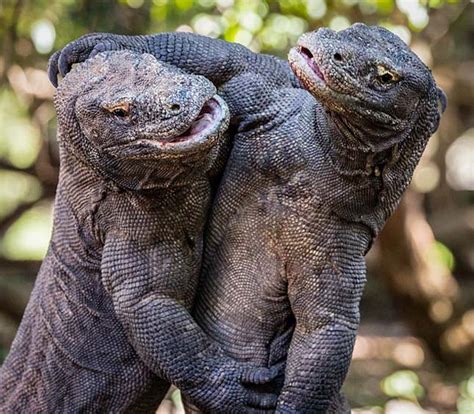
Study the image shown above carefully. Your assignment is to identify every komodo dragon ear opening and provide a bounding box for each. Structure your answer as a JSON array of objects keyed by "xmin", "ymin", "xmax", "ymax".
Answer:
[{"xmin": 437, "ymin": 87, "xmax": 447, "ymax": 114}]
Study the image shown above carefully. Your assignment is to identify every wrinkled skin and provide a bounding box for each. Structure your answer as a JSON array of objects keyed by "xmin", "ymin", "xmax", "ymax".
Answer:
[
  {"xmin": 49, "ymin": 25, "xmax": 445, "ymax": 413},
  {"xmin": 0, "ymin": 51, "xmax": 281, "ymax": 414}
]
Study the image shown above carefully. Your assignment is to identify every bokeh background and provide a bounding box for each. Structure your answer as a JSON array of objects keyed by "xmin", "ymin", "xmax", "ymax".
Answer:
[{"xmin": 0, "ymin": 0, "xmax": 473, "ymax": 412}]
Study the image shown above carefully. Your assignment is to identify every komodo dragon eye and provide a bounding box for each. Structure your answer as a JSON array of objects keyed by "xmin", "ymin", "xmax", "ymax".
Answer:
[
  {"xmin": 112, "ymin": 108, "xmax": 128, "ymax": 117},
  {"xmin": 376, "ymin": 65, "xmax": 400, "ymax": 85},
  {"xmin": 104, "ymin": 102, "xmax": 131, "ymax": 118}
]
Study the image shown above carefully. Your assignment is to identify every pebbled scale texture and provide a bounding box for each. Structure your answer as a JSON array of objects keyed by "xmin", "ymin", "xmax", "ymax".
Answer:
[
  {"xmin": 9, "ymin": 24, "xmax": 445, "ymax": 414},
  {"xmin": 0, "ymin": 51, "xmax": 282, "ymax": 414}
]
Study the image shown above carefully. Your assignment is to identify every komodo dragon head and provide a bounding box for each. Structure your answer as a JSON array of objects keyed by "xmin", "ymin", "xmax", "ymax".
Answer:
[
  {"xmin": 289, "ymin": 23, "xmax": 447, "ymax": 233},
  {"xmin": 289, "ymin": 23, "xmax": 446, "ymax": 152},
  {"xmin": 55, "ymin": 51, "xmax": 229, "ymax": 190}
]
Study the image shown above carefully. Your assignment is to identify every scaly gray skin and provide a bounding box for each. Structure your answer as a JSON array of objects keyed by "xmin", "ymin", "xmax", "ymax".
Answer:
[
  {"xmin": 0, "ymin": 51, "xmax": 281, "ymax": 414},
  {"xmin": 48, "ymin": 32, "xmax": 299, "ymax": 89},
  {"xmin": 48, "ymin": 25, "xmax": 445, "ymax": 413}
]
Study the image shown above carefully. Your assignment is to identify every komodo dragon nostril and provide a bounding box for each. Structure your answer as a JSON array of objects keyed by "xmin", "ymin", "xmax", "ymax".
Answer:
[
  {"xmin": 333, "ymin": 52, "xmax": 343, "ymax": 62},
  {"xmin": 170, "ymin": 103, "xmax": 181, "ymax": 112}
]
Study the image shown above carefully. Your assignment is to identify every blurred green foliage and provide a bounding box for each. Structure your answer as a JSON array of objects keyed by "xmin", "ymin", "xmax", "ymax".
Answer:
[
  {"xmin": 0, "ymin": 0, "xmax": 465, "ymax": 60},
  {"xmin": 1, "ymin": 202, "xmax": 53, "ymax": 260},
  {"xmin": 430, "ymin": 240, "xmax": 456, "ymax": 272},
  {"xmin": 0, "ymin": 91, "xmax": 41, "ymax": 169},
  {"xmin": 458, "ymin": 376, "xmax": 474, "ymax": 414},
  {"xmin": 381, "ymin": 370, "xmax": 425, "ymax": 401},
  {"xmin": 0, "ymin": 0, "xmax": 472, "ymax": 412}
]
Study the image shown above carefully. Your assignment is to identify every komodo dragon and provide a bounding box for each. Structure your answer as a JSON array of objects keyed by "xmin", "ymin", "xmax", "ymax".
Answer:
[
  {"xmin": 49, "ymin": 24, "xmax": 445, "ymax": 413},
  {"xmin": 0, "ymin": 51, "xmax": 281, "ymax": 413}
]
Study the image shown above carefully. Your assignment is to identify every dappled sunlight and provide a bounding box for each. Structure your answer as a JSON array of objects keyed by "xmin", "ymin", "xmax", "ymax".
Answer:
[
  {"xmin": 30, "ymin": 19, "xmax": 56, "ymax": 54},
  {"xmin": 441, "ymin": 309, "xmax": 474, "ymax": 354},
  {"xmin": 1, "ymin": 201, "xmax": 53, "ymax": 261},
  {"xmin": 384, "ymin": 399, "xmax": 430, "ymax": 414},
  {"xmin": 7, "ymin": 65, "xmax": 55, "ymax": 100},
  {"xmin": 429, "ymin": 298, "xmax": 453, "ymax": 323},
  {"xmin": 348, "ymin": 327, "xmax": 473, "ymax": 412},
  {"xmin": 446, "ymin": 128, "xmax": 474, "ymax": 191},
  {"xmin": 0, "ymin": 170, "xmax": 43, "ymax": 220},
  {"xmin": 0, "ymin": 89, "xmax": 43, "ymax": 168},
  {"xmin": 353, "ymin": 335, "xmax": 425, "ymax": 368}
]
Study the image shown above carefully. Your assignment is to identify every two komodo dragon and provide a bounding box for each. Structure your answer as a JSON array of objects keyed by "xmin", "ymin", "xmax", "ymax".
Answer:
[{"xmin": 0, "ymin": 24, "xmax": 445, "ymax": 413}]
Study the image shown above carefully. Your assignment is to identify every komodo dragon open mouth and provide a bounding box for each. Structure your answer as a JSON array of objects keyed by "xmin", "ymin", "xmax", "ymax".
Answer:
[
  {"xmin": 169, "ymin": 96, "xmax": 223, "ymax": 143},
  {"xmin": 296, "ymin": 47, "xmax": 326, "ymax": 84},
  {"xmin": 107, "ymin": 94, "xmax": 228, "ymax": 158},
  {"xmin": 288, "ymin": 45, "xmax": 329, "ymax": 91}
]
